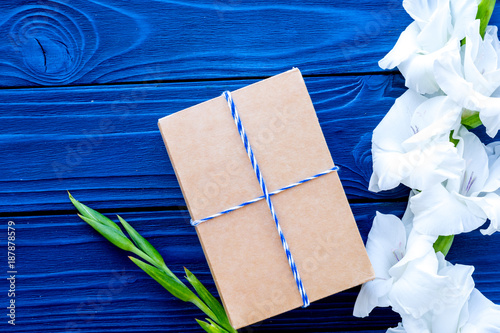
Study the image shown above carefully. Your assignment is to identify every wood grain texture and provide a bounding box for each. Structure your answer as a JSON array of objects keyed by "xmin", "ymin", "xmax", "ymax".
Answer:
[
  {"xmin": 3, "ymin": 1, "xmax": 500, "ymax": 332},
  {"xmin": 1, "ymin": 74, "xmax": 414, "ymax": 214},
  {"xmin": 3, "ymin": 203, "xmax": 499, "ymax": 332},
  {"xmin": 0, "ymin": 0, "xmax": 416, "ymax": 87},
  {"xmin": 3, "ymin": 0, "xmax": 497, "ymax": 87}
]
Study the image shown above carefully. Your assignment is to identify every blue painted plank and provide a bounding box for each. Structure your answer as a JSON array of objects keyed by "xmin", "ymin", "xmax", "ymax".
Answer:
[
  {"xmin": 0, "ymin": 203, "xmax": 399, "ymax": 332},
  {"xmin": 0, "ymin": 0, "xmax": 417, "ymax": 87},
  {"xmin": 0, "ymin": 74, "xmax": 411, "ymax": 213},
  {"xmin": 3, "ymin": 203, "xmax": 499, "ymax": 332},
  {"xmin": 2, "ymin": 0, "xmax": 497, "ymax": 87},
  {"xmin": 2, "ymin": 1, "xmax": 499, "ymax": 332}
]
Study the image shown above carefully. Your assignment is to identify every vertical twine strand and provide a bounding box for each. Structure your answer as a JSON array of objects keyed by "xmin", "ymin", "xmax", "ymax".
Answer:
[{"xmin": 222, "ymin": 91, "xmax": 310, "ymax": 308}]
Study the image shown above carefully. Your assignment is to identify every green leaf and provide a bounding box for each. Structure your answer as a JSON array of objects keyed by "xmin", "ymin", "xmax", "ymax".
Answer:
[
  {"xmin": 206, "ymin": 318, "xmax": 228, "ymax": 331},
  {"xmin": 449, "ymin": 130, "xmax": 460, "ymax": 147},
  {"xmin": 433, "ymin": 235, "xmax": 455, "ymax": 257},
  {"xmin": 69, "ymin": 192, "xmax": 121, "ymax": 231},
  {"xmin": 185, "ymin": 268, "xmax": 233, "ymax": 332},
  {"xmin": 130, "ymin": 259, "xmax": 222, "ymax": 326},
  {"xmin": 477, "ymin": 0, "xmax": 496, "ymax": 38},
  {"xmin": 117, "ymin": 215, "xmax": 165, "ymax": 267},
  {"xmin": 129, "ymin": 256, "xmax": 196, "ymax": 302},
  {"xmin": 129, "ymin": 259, "xmax": 229, "ymax": 330},
  {"xmin": 461, "ymin": 111, "xmax": 483, "ymax": 129},
  {"xmin": 70, "ymin": 195, "xmax": 236, "ymax": 332},
  {"xmin": 78, "ymin": 214, "xmax": 135, "ymax": 252},
  {"xmin": 195, "ymin": 319, "xmax": 229, "ymax": 333}
]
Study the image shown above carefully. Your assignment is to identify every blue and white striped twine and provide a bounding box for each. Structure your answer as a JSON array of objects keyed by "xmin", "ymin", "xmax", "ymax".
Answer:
[{"xmin": 190, "ymin": 90, "xmax": 339, "ymax": 308}]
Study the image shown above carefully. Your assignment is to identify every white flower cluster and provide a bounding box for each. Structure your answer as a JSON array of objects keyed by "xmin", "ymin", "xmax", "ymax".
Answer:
[{"xmin": 354, "ymin": 0, "xmax": 500, "ymax": 331}]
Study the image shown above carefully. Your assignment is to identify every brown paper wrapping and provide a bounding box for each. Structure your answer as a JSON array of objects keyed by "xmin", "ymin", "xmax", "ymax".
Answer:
[{"xmin": 158, "ymin": 68, "xmax": 374, "ymax": 329}]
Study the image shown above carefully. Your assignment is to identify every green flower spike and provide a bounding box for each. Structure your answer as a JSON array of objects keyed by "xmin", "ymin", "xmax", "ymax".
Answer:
[{"xmin": 69, "ymin": 192, "xmax": 237, "ymax": 333}]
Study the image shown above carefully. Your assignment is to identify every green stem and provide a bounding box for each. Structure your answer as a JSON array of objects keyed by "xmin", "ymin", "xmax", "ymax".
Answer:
[
  {"xmin": 130, "ymin": 247, "xmax": 161, "ymax": 268},
  {"xmin": 477, "ymin": 0, "xmax": 497, "ymax": 38},
  {"xmin": 191, "ymin": 298, "xmax": 233, "ymax": 332},
  {"xmin": 433, "ymin": 235, "xmax": 455, "ymax": 257},
  {"xmin": 461, "ymin": 111, "xmax": 483, "ymax": 129},
  {"xmin": 130, "ymin": 248, "xmax": 186, "ymax": 286}
]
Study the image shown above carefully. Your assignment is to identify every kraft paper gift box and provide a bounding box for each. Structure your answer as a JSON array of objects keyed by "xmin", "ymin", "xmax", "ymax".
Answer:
[{"xmin": 158, "ymin": 68, "xmax": 374, "ymax": 329}]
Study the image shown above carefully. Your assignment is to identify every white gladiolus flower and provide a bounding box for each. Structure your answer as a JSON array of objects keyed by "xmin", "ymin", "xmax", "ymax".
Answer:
[
  {"xmin": 435, "ymin": 20, "xmax": 500, "ymax": 137},
  {"xmin": 396, "ymin": 251, "xmax": 474, "ymax": 333},
  {"xmin": 411, "ymin": 127, "xmax": 500, "ymax": 236},
  {"xmin": 370, "ymin": 90, "xmax": 464, "ymax": 192},
  {"xmin": 363, "ymin": 0, "xmax": 500, "ymax": 331},
  {"xmin": 461, "ymin": 288, "xmax": 500, "ymax": 332},
  {"xmin": 353, "ymin": 213, "xmax": 406, "ymax": 317},
  {"xmin": 383, "ymin": 289, "xmax": 500, "ymax": 333},
  {"xmin": 477, "ymin": 142, "xmax": 500, "ymax": 235},
  {"xmin": 379, "ymin": 0, "xmax": 479, "ymax": 94},
  {"xmin": 353, "ymin": 212, "xmax": 475, "ymax": 331}
]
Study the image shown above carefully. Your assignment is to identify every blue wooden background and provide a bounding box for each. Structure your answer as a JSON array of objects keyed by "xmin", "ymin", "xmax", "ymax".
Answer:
[{"xmin": 1, "ymin": 1, "xmax": 500, "ymax": 332}]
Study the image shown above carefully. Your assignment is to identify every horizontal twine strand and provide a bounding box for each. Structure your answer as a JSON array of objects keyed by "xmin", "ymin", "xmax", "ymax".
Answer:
[{"xmin": 190, "ymin": 166, "xmax": 339, "ymax": 226}]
